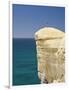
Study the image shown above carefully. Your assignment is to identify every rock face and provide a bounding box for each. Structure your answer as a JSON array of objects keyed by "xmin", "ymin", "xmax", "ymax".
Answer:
[{"xmin": 35, "ymin": 27, "xmax": 65, "ymax": 83}]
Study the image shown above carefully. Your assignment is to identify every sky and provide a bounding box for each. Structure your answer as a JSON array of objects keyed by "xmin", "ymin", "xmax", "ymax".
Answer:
[{"xmin": 13, "ymin": 4, "xmax": 65, "ymax": 38}]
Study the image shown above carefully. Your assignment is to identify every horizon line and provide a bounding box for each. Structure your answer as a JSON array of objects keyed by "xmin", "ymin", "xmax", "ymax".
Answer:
[{"xmin": 13, "ymin": 37, "xmax": 34, "ymax": 39}]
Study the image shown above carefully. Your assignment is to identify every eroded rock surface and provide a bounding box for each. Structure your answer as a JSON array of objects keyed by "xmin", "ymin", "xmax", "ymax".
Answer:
[{"xmin": 35, "ymin": 27, "xmax": 65, "ymax": 83}]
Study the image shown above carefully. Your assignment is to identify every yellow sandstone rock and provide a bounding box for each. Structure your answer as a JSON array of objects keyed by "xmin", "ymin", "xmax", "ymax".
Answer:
[{"xmin": 35, "ymin": 27, "xmax": 65, "ymax": 83}]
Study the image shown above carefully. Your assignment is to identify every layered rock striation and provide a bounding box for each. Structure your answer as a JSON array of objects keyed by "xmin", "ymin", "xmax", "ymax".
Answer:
[{"xmin": 35, "ymin": 27, "xmax": 65, "ymax": 83}]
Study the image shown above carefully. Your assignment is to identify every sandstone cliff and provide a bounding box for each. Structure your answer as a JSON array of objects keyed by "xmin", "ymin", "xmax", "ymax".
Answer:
[{"xmin": 35, "ymin": 27, "xmax": 65, "ymax": 83}]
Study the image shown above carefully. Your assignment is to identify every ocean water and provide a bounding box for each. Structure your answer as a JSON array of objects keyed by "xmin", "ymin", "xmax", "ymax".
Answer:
[{"xmin": 13, "ymin": 38, "xmax": 40, "ymax": 85}]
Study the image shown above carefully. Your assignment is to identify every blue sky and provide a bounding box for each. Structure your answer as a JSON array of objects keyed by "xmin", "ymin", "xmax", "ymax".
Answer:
[{"xmin": 13, "ymin": 4, "xmax": 65, "ymax": 38}]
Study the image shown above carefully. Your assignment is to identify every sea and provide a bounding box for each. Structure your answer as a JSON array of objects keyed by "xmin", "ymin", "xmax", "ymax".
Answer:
[{"xmin": 13, "ymin": 38, "xmax": 40, "ymax": 85}]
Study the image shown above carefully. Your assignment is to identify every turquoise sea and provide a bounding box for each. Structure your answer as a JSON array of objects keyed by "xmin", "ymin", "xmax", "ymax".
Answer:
[{"xmin": 13, "ymin": 38, "xmax": 40, "ymax": 85}]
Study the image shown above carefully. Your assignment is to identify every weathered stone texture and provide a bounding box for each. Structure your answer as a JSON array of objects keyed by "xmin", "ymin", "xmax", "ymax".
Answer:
[{"xmin": 35, "ymin": 27, "xmax": 65, "ymax": 83}]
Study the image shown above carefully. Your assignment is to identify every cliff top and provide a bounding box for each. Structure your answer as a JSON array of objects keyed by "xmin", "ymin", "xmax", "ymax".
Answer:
[{"xmin": 35, "ymin": 27, "xmax": 64, "ymax": 40}]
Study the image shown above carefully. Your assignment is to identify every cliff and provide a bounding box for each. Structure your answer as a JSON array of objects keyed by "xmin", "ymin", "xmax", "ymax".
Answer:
[{"xmin": 35, "ymin": 27, "xmax": 65, "ymax": 83}]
